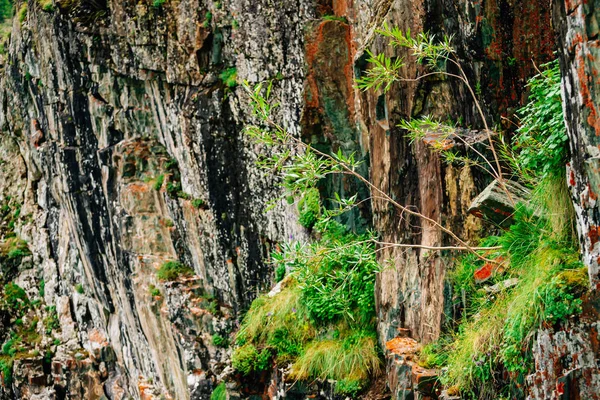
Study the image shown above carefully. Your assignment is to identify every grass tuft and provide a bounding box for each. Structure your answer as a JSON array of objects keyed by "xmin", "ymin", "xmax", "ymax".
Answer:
[
  {"xmin": 157, "ymin": 261, "xmax": 194, "ymax": 281},
  {"xmin": 210, "ymin": 382, "xmax": 226, "ymax": 400},
  {"xmin": 435, "ymin": 177, "xmax": 588, "ymax": 398}
]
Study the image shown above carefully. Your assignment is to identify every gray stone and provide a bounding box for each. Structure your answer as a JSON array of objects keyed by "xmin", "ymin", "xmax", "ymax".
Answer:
[{"xmin": 468, "ymin": 179, "xmax": 531, "ymax": 227}]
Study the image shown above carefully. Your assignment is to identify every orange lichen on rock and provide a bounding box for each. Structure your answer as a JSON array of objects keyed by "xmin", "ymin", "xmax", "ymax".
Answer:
[{"xmin": 385, "ymin": 337, "xmax": 421, "ymax": 357}]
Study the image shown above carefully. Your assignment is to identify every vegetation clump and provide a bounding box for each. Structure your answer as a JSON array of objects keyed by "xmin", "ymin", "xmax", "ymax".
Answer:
[
  {"xmin": 212, "ymin": 334, "xmax": 229, "ymax": 348},
  {"xmin": 233, "ymin": 220, "xmax": 381, "ymax": 392},
  {"xmin": 297, "ymin": 188, "xmax": 320, "ymax": 229},
  {"xmin": 192, "ymin": 198, "xmax": 206, "ymax": 209},
  {"xmin": 219, "ymin": 67, "xmax": 237, "ymax": 88},
  {"xmin": 512, "ymin": 60, "xmax": 567, "ymax": 182},
  {"xmin": 37, "ymin": 0, "xmax": 54, "ymax": 12},
  {"xmin": 18, "ymin": 3, "xmax": 27, "ymax": 23},
  {"xmin": 153, "ymin": 174, "xmax": 164, "ymax": 191},
  {"xmin": 149, "ymin": 284, "xmax": 161, "ymax": 297},
  {"xmin": 157, "ymin": 260, "xmax": 194, "ymax": 281},
  {"xmin": 210, "ymin": 382, "xmax": 226, "ymax": 400},
  {"xmin": 2, "ymin": 282, "xmax": 30, "ymax": 316}
]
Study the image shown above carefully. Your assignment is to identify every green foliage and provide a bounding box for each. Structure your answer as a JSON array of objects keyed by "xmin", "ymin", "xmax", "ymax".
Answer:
[
  {"xmin": 274, "ymin": 264, "xmax": 286, "ymax": 282},
  {"xmin": 219, "ymin": 67, "xmax": 237, "ymax": 88},
  {"xmin": 244, "ymin": 81, "xmax": 364, "ymax": 212},
  {"xmin": 203, "ymin": 11, "xmax": 212, "ymax": 28},
  {"xmin": 165, "ymin": 158, "xmax": 178, "ymax": 171},
  {"xmin": 541, "ymin": 269, "xmax": 587, "ymax": 324},
  {"xmin": 234, "ymin": 222, "xmax": 381, "ymax": 389},
  {"xmin": 38, "ymin": 0, "xmax": 54, "ymax": 12},
  {"xmin": 513, "ymin": 60, "xmax": 567, "ymax": 181},
  {"xmin": 192, "ymin": 198, "xmax": 206, "ymax": 209},
  {"xmin": 212, "ymin": 334, "xmax": 229, "ymax": 348},
  {"xmin": 18, "ymin": 3, "xmax": 27, "ymax": 23},
  {"xmin": 439, "ymin": 178, "xmax": 587, "ymax": 396},
  {"xmin": 149, "ymin": 284, "xmax": 161, "ymax": 297},
  {"xmin": 210, "ymin": 382, "xmax": 226, "ymax": 400},
  {"xmin": 0, "ymin": 359, "xmax": 12, "ymax": 385},
  {"xmin": 2, "ymin": 283, "xmax": 30, "ymax": 314},
  {"xmin": 75, "ymin": 284, "xmax": 84, "ymax": 294},
  {"xmin": 2, "ymin": 337, "xmax": 17, "ymax": 356},
  {"xmin": 418, "ymin": 340, "xmax": 450, "ymax": 369},
  {"xmin": 166, "ymin": 181, "xmax": 182, "ymax": 197},
  {"xmin": 1, "ymin": 237, "xmax": 31, "ymax": 259},
  {"xmin": 356, "ymin": 23, "xmax": 454, "ymax": 93},
  {"xmin": 157, "ymin": 261, "xmax": 194, "ymax": 281},
  {"xmin": 43, "ymin": 306, "xmax": 60, "ymax": 334},
  {"xmin": 241, "ymin": 73, "xmax": 382, "ymax": 392},
  {"xmin": 152, "ymin": 0, "xmax": 166, "ymax": 8},
  {"xmin": 0, "ymin": 0, "xmax": 11, "ymax": 23},
  {"xmin": 231, "ymin": 343, "xmax": 271, "ymax": 374},
  {"xmin": 296, "ymin": 221, "xmax": 379, "ymax": 324},
  {"xmin": 290, "ymin": 329, "xmax": 380, "ymax": 386},
  {"xmin": 322, "ymin": 14, "xmax": 348, "ymax": 23},
  {"xmin": 153, "ymin": 174, "xmax": 164, "ymax": 190},
  {"xmin": 297, "ymin": 188, "xmax": 320, "ymax": 229},
  {"xmin": 335, "ymin": 378, "xmax": 363, "ymax": 396},
  {"xmin": 39, "ymin": 279, "xmax": 45, "ymax": 297}
]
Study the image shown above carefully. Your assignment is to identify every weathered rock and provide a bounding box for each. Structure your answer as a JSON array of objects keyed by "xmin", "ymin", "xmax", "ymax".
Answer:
[
  {"xmin": 553, "ymin": 0, "xmax": 600, "ymax": 287},
  {"xmin": 468, "ymin": 179, "xmax": 531, "ymax": 227},
  {"xmin": 528, "ymin": 321, "xmax": 600, "ymax": 400}
]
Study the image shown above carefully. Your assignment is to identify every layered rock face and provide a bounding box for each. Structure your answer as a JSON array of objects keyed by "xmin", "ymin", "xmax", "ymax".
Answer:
[
  {"xmin": 0, "ymin": 0, "xmax": 596, "ymax": 399},
  {"xmin": 0, "ymin": 0, "xmax": 310, "ymax": 398}
]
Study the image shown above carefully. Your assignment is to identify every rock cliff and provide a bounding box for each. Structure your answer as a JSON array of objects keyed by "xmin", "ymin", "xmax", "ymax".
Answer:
[{"xmin": 0, "ymin": 0, "xmax": 597, "ymax": 399}]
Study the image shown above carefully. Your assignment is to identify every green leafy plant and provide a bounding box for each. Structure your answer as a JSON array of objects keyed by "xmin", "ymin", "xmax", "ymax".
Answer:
[
  {"xmin": 192, "ymin": 198, "xmax": 206, "ymax": 209},
  {"xmin": 152, "ymin": 0, "xmax": 166, "ymax": 8},
  {"xmin": 203, "ymin": 11, "xmax": 212, "ymax": 28},
  {"xmin": 322, "ymin": 14, "xmax": 348, "ymax": 23},
  {"xmin": 440, "ymin": 177, "xmax": 586, "ymax": 396},
  {"xmin": 2, "ymin": 282, "xmax": 30, "ymax": 315},
  {"xmin": 274, "ymin": 264, "xmax": 286, "ymax": 282},
  {"xmin": 38, "ymin": 0, "xmax": 54, "ymax": 12},
  {"xmin": 296, "ymin": 221, "xmax": 379, "ymax": 324},
  {"xmin": 75, "ymin": 284, "xmax": 84, "ymax": 294},
  {"xmin": 153, "ymin": 174, "xmax": 165, "ymax": 191},
  {"xmin": 0, "ymin": 359, "xmax": 12, "ymax": 385},
  {"xmin": 166, "ymin": 181, "xmax": 182, "ymax": 197},
  {"xmin": 0, "ymin": 0, "xmax": 11, "ymax": 23},
  {"xmin": 149, "ymin": 284, "xmax": 161, "ymax": 297},
  {"xmin": 219, "ymin": 67, "xmax": 237, "ymax": 88},
  {"xmin": 233, "ymin": 220, "xmax": 381, "ymax": 389},
  {"xmin": 210, "ymin": 382, "xmax": 226, "ymax": 400},
  {"xmin": 212, "ymin": 334, "xmax": 229, "ymax": 348},
  {"xmin": 297, "ymin": 188, "xmax": 320, "ymax": 229},
  {"xmin": 44, "ymin": 306, "xmax": 60, "ymax": 334},
  {"xmin": 231, "ymin": 343, "xmax": 271, "ymax": 374},
  {"xmin": 18, "ymin": 3, "xmax": 27, "ymax": 23},
  {"xmin": 512, "ymin": 60, "xmax": 568, "ymax": 181},
  {"xmin": 157, "ymin": 261, "xmax": 194, "ymax": 281}
]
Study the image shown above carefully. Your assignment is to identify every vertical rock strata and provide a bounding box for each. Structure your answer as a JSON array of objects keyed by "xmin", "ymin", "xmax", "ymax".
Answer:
[
  {"xmin": 0, "ymin": 0, "xmax": 311, "ymax": 398},
  {"xmin": 553, "ymin": 0, "xmax": 600, "ymax": 287}
]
